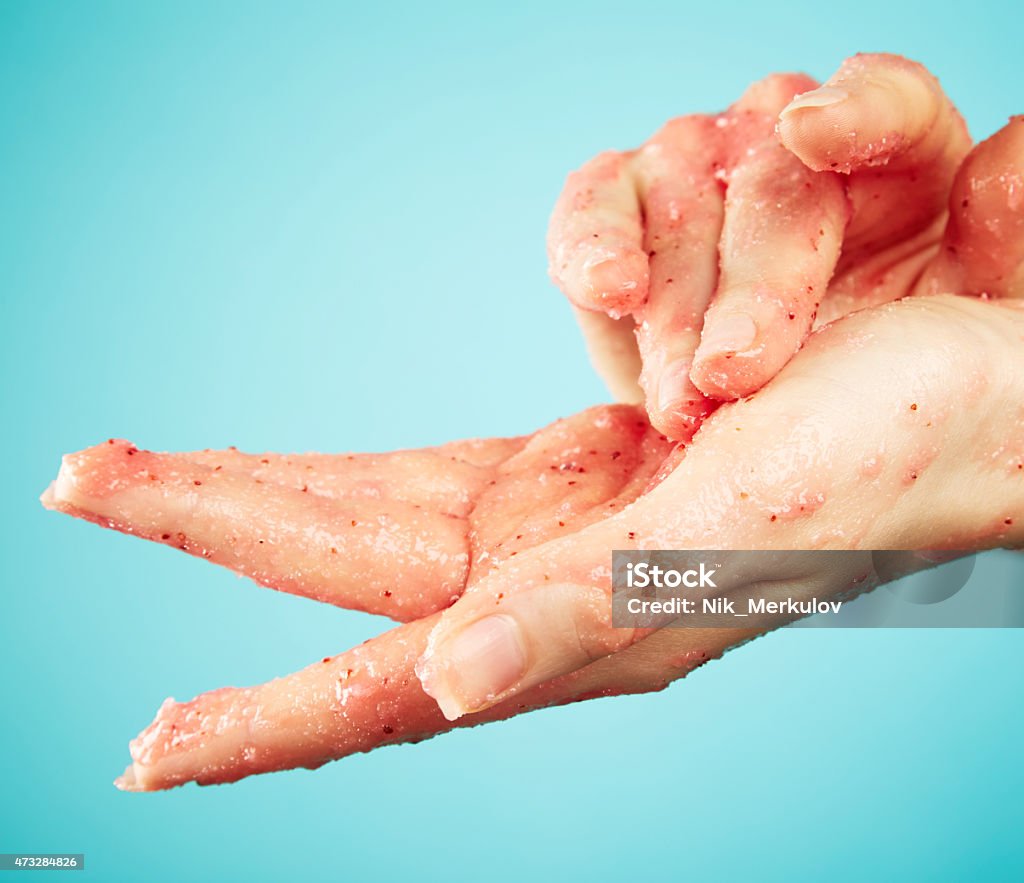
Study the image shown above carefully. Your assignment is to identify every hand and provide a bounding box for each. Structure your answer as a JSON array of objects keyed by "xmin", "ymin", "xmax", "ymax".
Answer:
[
  {"xmin": 43, "ymin": 295, "xmax": 1024, "ymax": 788},
  {"xmin": 42, "ymin": 403, "xmax": 676, "ymax": 789},
  {"xmin": 418, "ymin": 294, "xmax": 1024, "ymax": 719},
  {"xmin": 548, "ymin": 53, "xmax": 1022, "ymax": 437}
]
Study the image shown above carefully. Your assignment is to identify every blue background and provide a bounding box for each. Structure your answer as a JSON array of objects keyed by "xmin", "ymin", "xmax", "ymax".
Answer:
[{"xmin": 2, "ymin": 1, "xmax": 1022, "ymax": 880}]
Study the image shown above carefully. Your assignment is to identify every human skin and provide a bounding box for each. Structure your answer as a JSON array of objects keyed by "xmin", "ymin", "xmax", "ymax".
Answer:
[
  {"xmin": 549, "ymin": 54, "xmax": 1023, "ymax": 437},
  {"xmin": 43, "ymin": 295, "xmax": 1024, "ymax": 788}
]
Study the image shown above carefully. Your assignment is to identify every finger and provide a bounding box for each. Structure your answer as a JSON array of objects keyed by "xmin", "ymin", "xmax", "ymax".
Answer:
[
  {"xmin": 778, "ymin": 53, "xmax": 969, "ymax": 175},
  {"xmin": 778, "ymin": 53, "xmax": 971, "ymax": 252},
  {"xmin": 117, "ymin": 616, "xmax": 443, "ymax": 790},
  {"xmin": 117, "ymin": 612, "xmax": 749, "ymax": 791},
  {"xmin": 42, "ymin": 440, "xmax": 471, "ymax": 620},
  {"xmin": 631, "ymin": 115, "xmax": 724, "ymax": 437},
  {"xmin": 181, "ymin": 439, "xmax": 524, "ymax": 517},
  {"xmin": 690, "ymin": 141, "xmax": 848, "ymax": 400},
  {"xmin": 547, "ymin": 150, "xmax": 648, "ymax": 316},
  {"xmin": 572, "ymin": 307, "xmax": 644, "ymax": 404},
  {"xmin": 730, "ymin": 71, "xmax": 819, "ymax": 117},
  {"xmin": 915, "ymin": 116, "xmax": 1024, "ymax": 300}
]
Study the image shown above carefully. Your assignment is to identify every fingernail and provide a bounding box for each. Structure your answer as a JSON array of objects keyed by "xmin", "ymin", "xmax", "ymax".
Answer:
[
  {"xmin": 781, "ymin": 86, "xmax": 848, "ymax": 116},
  {"xmin": 39, "ymin": 481, "xmax": 57, "ymax": 510},
  {"xmin": 657, "ymin": 359, "xmax": 695, "ymax": 413},
  {"xmin": 423, "ymin": 615, "xmax": 527, "ymax": 720},
  {"xmin": 586, "ymin": 257, "xmax": 638, "ymax": 292},
  {"xmin": 699, "ymin": 312, "xmax": 758, "ymax": 357},
  {"xmin": 582, "ymin": 249, "xmax": 648, "ymax": 312}
]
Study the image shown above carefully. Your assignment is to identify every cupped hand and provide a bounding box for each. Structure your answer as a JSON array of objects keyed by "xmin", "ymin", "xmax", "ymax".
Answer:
[
  {"xmin": 549, "ymin": 53, "xmax": 1022, "ymax": 437},
  {"xmin": 43, "ymin": 294, "xmax": 1024, "ymax": 788}
]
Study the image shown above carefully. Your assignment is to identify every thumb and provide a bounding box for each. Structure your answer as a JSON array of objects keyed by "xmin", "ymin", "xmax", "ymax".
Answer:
[
  {"xmin": 573, "ymin": 307, "xmax": 645, "ymax": 405},
  {"xmin": 415, "ymin": 532, "xmax": 874, "ymax": 720},
  {"xmin": 414, "ymin": 559, "xmax": 643, "ymax": 721}
]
